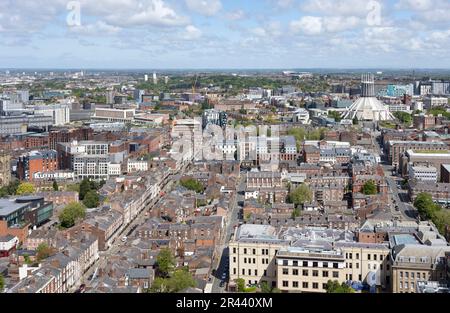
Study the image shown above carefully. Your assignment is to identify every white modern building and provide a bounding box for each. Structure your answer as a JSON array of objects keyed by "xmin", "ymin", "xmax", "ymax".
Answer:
[
  {"xmin": 408, "ymin": 164, "xmax": 438, "ymax": 183},
  {"xmin": 127, "ymin": 159, "xmax": 149, "ymax": 173}
]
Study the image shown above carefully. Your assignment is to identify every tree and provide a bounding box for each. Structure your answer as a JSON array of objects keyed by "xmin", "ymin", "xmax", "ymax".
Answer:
[
  {"xmin": 260, "ymin": 281, "xmax": 271, "ymax": 293},
  {"xmin": 288, "ymin": 184, "xmax": 312, "ymax": 206},
  {"xmin": 16, "ymin": 182, "xmax": 35, "ymax": 195},
  {"xmin": 325, "ymin": 280, "xmax": 355, "ymax": 293},
  {"xmin": 180, "ymin": 178, "xmax": 204, "ymax": 193},
  {"xmin": 156, "ymin": 248, "xmax": 175, "ymax": 277},
  {"xmin": 167, "ymin": 269, "xmax": 196, "ymax": 292},
  {"xmin": 352, "ymin": 116, "xmax": 358, "ymax": 125},
  {"xmin": 393, "ymin": 111, "xmax": 412, "ymax": 125},
  {"xmin": 36, "ymin": 243, "xmax": 54, "ymax": 261},
  {"xmin": 83, "ymin": 190, "xmax": 100, "ymax": 208},
  {"xmin": 291, "ymin": 207, "xmax": 302, "ymax": 219},
  {"xmin": 79, "ymin": 179, "xmax": 91, "ymax": 200},
  {"xmin": 235, "ymin": 278, "xmax": 246, "ymax": 292},
  {"xmin": 52, "ymin": 180, "xmax": 59, "ymax": 191},
  {"xmin": 0, "ymin": 273, "xmax": 4, "ymax": 292},
  {"xmin": 328, "ymin": 111, "xmax": 342, "ymax": 122},
  {"xmin": 149, "ymin": 277, "xmax": 170, "ymax": 293},
  {"xmin": 413, "ymin": 192, "xmax": 450, "ymax": 235},
  {"xmin": 59, "ymin": 202, "xmax": 86, "ymax": 228},
  {"xmin": 362, "ymin": 180, "xmax": 377, "ymax": 195}
]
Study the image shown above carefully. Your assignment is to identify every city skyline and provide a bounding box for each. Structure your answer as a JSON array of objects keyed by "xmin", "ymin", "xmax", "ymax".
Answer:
[{"xmin": 0, "ymin": 0, "xmax": 450, "ymax": 69}]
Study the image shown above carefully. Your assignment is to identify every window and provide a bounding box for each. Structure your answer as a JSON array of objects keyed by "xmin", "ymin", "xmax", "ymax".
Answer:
[
  {"xmin": 233, "ymin": 257, "xmax": 236, "ymax": 263},
  {"xmin": 293, "ymin": 260, "xmax": 298, "ymax": 267},
  {"xmin": 356, "ymin": 263, "xmax": 359, "ymax": 269},
  {"xmin": 293, "ymin": 281, "xmax": 299, "ymax": 288},
  {"xmin": 322, "ymin": 283, "xmax": 327, "ymax": 290},
  {"xmin": 405, "ymin": 282, "xmax": 409, "ymax": 289},
  {"xmin": 422, "ymin": 273, "xmax": 426, "ymax": 279},
  {"xmin": 303, "ymin": 269, "xmax": 309, "ymax": 276},
  {"xmin": 333, "ymin": 271, "xmax": 339, "ymax": 278},
  {"xmin": 233, "ymin": 268, "xmax": 236, "ymax": 275},
  {"xmin": 253, "ymin": 258, "xmax": 256, "ymax": 264},
  {"xmin": 411, "ymin": 282, "xmax": 414, "ymax": 290},
  {"xmin": 313, "ymin": 262, "xmax": 318, "ymax": 268},
  {"xmin": 244, "ymin": 248, "xmax": 247, "ymax": 254},
  {"xmin": 313, "ymin": 270, "xmax": 319, "ymax": 277},
  {"xmin": 293, "ymin": 269, "xmax": 299, "ymax": 276},
  {"xmin": 323, "ymin": 262, "xmax": 328, "ymax": 268},
  {"xmin": 283, "ymin": 268, "xmax": 289, "ymax": 275},
  {"xmin": 399, "ymin": 281, "xmax": 403, "ymax": 289},
  {"xmin": 244, "ymin": 258, "xmax": 247, "ymax": 264},
  {"xmin": 405, "ymin": 272, "xmax": 409, "ymax": 279},
  {"xmin": 303, "ymin": 261, "xmax": 308, "ymax": 267},
  {"xmin": 262, "ymin": 249, "xmax": 265, "ymax": 255},
  {"xmin": 282, "ymin": 281, "xmax": 288, "ymax": 287},
  {"xmin": 323, "ymin": 271, "xmax": 329, "ymax": 277},
  {"xmin": 374, "ymin": 254, "xmax": 377, "ymax": 261},
  {"xmin": 349, "ymin": 274, "xmax": 352, "ymax": 280},
  {"xmin": 358, "ymin": 274, "xmax": 362, "ymax": 281},
  {"xmin": 283, "ymin": 260, "xmax": 288, "ymax": 266},
  {"xmin": 417, "ymin": 272, "xmax": 420, "ymax": 279},
  {"xmin": 233, "ymin": 247, "xmax": 236, "ymax": 254},
  {"xmin": 349, "ymin": 253, "xmax": 353, "ymax": 259},
  {"xmin": 368, "ymin": 264, "xmax": 371, "ymax": 270},
  {"xmin": 368, "ymin": 254, "xmax": 371, "ymax": 260},
  {"xmin": 302, "ymin": 282, "xmax": 308, "ymax": 288},
  {"xmin": 356, "ymin": 253, "xmax": 359, "ymax": 259},
  {"xmin": 253, "ymin": 249, "xmax": 256, "ymax": 255},
  {"xmin": 333, "ymin": 263, "xmax": 339, "ymax": 268},
  {"xmin": 312, "ymin": 282, "xmax": 319, "ymax": 289},
  {"xmin": 242, "ymin": 269, "xmax": 245, "ymax": 275},
  {"xmin": 380, "ymin": 264, "xmax": 383, "ymax": 270},
  {"xmin": 255, "ymin": 270, "xmax": 258, "ymax": 276},
  {"xmin": 349, "ymin": 263, "xmax": 353, "ymax": 269},
  {"xmin": 248, "ymin": 280, "xmax": 252, "ymax": 285}
]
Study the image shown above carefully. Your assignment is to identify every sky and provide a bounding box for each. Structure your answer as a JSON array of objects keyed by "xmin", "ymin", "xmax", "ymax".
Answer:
[{"xmin": 0, "ymin": 0, "xmax": 449, "ymax": 69}]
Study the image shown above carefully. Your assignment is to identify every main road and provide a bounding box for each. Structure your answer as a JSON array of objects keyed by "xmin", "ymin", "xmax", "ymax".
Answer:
[{"xmin": 371, "ymin": 131, "xmax": 418, "ymax": 221}]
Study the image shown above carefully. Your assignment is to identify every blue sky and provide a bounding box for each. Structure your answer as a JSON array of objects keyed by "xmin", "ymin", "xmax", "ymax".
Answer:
[{"xmin": 0, "ymin": 0, "xmax": 449, "ymax": 69}]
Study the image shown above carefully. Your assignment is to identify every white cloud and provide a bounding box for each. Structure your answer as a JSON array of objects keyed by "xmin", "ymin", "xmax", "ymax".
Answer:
[
  {"xmin": 290, "ymin": 16, "xmax": 361, "ymax": 35},
  {"xmin": 183, "ymin": 25, "xmax": 202, "ymax": 39},
  {"xmin": 226, "ymin": 10, "xmax": 246, "ymax": 21},
  {"xmin": 185, "ymin": 0, "xmax": 222, "ymax": 16},
  {"xmin": 302, "ymin": 0, "xmax": 376, "ymax": 17},
  {"xmin": 69, "ymin": 21, "xmax": 121, "ymax": 35},
  {"xmin": 290, "ymin": 16, "xmax": 323, "ymax": 35}
]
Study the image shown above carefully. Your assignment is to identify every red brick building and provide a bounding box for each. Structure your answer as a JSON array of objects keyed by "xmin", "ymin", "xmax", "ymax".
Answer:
[{"xmin": 17, "ymin": 150, "xmax": 58, "ymax": 181}]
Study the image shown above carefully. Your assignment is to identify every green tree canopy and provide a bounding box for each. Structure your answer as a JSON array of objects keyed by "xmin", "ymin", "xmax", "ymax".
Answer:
[
  {"xmin": 393, "ymin": 111, "xmax": 412, "ymax": 125},
  {"xmin": 362, "ymin": 180, "xmax": 377, "ymax": 195},
  {"xmin": 180, "ymin": 178, "xmax": 204, "ymax": 193},
  {"xmin": 325, "ymin": 280, "xmax": 355, "ymax": 293},
  {"xmin": 235, "ymin": 278, "xmax": 246, "ymax": 292},
  {"xmin": 166, "ymin": 268, "xmax": 197, "ymax": 292},
  {"xmin": 79, "ymin": 179, "xmax": 91, "ymax": 200},
  {"xmin": 0, "ymin": 273, "xmax": 4, "ymax": 292},
  {"xmin": 288, "ymin": 184, "xmax": 313, "ymax": 206},
  {"xmin": 156, "ymin": 248, "xmax": 175, "ymax": 277},
  {"xmin": 16, "ymin": 182, "xmax": 35, "ymax": 195},
  {"xmin": 36, "ymin": 243, "xmax": 55, "ymax": 261},
  {"xmin": 414, "ymin": 192, "xmax": 450, "ymax": 235},
  {"xmin": 59, "ymin": 202, "xmax": 86, "ymax": 228},
  {"xmin": 83, "ymin": 190, "xmax": 100, "ymax": 208}
]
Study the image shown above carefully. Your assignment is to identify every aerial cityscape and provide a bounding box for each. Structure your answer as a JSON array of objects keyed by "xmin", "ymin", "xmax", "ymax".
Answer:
[{"xmin": 0, "ymin": 0, "xmax": 450, "ymax": 297}]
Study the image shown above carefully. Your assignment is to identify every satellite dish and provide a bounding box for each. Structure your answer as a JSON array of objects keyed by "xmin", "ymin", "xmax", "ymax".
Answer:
[{"xmin": 367, "ymin": 271, "xmax": 377, "ymax": 287}]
